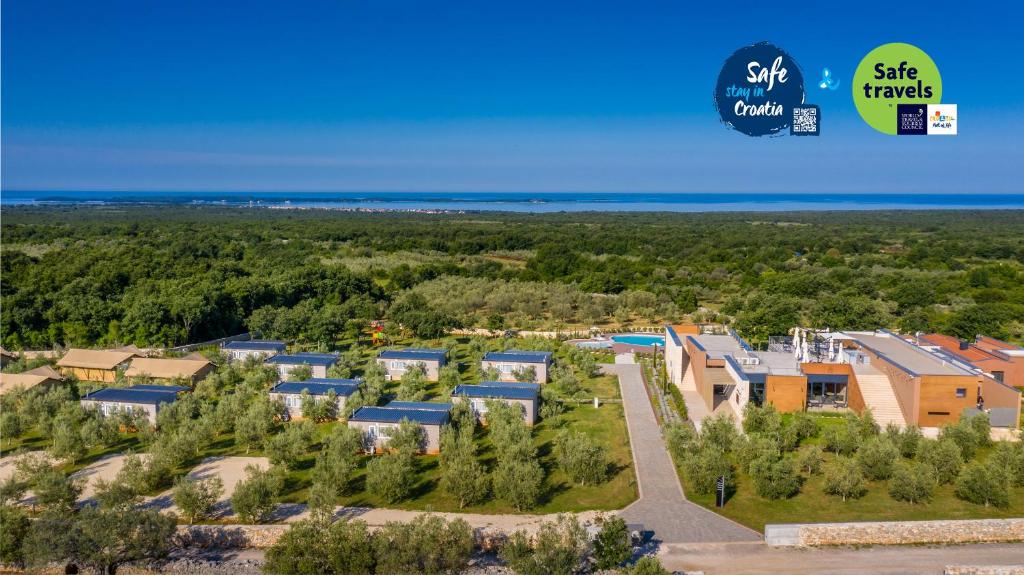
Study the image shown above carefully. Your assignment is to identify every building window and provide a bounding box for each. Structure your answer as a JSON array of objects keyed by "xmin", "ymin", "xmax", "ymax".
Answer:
[
  {"xmin": 955, "ymin": 388, "xmax": 966, "ymax": 398},
  {"xmin": 992, "ymin": 371, "xmax": 1005, "ymax": 384}
]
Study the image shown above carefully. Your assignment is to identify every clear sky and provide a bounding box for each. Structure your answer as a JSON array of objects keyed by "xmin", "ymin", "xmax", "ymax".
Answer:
[{"xmin": 2, "ymin": 0, "xmax": 1021, "ymax": 193}]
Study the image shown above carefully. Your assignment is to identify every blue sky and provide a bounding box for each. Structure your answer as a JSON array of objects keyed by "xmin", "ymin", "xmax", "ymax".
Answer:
[{"xmin": 2, "ymin": 0, "xmax": 1021, "ymax": 193}]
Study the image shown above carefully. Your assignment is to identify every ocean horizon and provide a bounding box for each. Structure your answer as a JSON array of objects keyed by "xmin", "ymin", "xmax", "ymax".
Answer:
[{"xmin": 3, "ymin": 190, "xmax": 1024, "ymax": 212}]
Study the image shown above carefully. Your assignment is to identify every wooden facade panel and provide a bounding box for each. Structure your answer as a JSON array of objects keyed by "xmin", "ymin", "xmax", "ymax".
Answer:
[
  {"xmin": 918, "ymin": 375, "xmax": 980, "ymax": 427},
  {"xmin": 765, "ymin": 375, "xmax": 807, "ymax": 413}
]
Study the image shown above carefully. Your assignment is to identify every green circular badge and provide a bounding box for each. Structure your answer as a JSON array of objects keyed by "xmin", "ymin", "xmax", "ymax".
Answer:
[{"xmin": 852, "ymin": 43, "xmax": 942, "ymax": 134}]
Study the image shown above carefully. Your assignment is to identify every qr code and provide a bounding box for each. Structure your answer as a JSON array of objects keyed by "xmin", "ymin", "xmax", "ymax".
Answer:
[{"xmin": 791, "ymin": 105, "xmax": 819, "ymax": 135}]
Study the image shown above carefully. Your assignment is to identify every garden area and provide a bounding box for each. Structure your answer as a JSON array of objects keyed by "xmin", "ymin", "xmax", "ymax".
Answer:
[
  {"xmin": 0, "ymin": 335, "xmax": 637, "ymax": 523},
  {"xmin": 667, "ymin": 405, "xmax": 1024, "ymax": 532}
]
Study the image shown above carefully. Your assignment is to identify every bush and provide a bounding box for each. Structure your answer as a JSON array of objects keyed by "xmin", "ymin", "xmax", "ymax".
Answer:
[
  {"xmin": 939, "ymin": 419, "xmax": 980, "ymax": 461},
  {"xmin": 916, "ymin": 438, "xmax": 963, "ymax": 485},
  {"xmin": 0, "ymin": 505, "xmax": 29, "ymax": 567},
  {"xmin": 439, "ymin": 425, "xmax": 489, "ymax": 508},
  {"xmin": 264, "ymin": 516, "xmax": 376, "ymax": 575},
  {"xmin": 885, "ymin": 423, "xmax": 922, "ymax": 458},
  {"xmin": 822, "ymin": 424, "xmax": 859, "ymax": 456},
  {"xmin": 366, "ymin": 452, "xmax": 416, "ymax": 504},
  {"xmin": 373, "ymin": 514, "xmax": 474, "ymax": 575},
  {"xmin": 593, "ymin": 515, "xmax": 631, "ymax": 570},
  {"xmin": 749, "ymin": 455, "xmax": 801, "ymax": 500},
  {"xmin": 856, "ymin": 437, "xmax": 900, "ymax": 481},
  {"xmin": 699, "ymin": 414, "xmax": 738, "ymax": 452},
  {"xmin": 682, "ymin": 446, "xmax": 733, "ymax": 496},
  {"xmin": 742, "ymin": 403, "xmax": 781, "ymax": 436},
  {"xmin": 888, "ymin": 461, "xmax": 936, "ymax": 504},
  {"xmin": 628, "ymin": 556, "xmax": 671, "ymax": 575},
  {"xmin": 823, "ymin": 457, "xmax": 866, "ymax": 501},
  {"xmin": 493, "ymin": 458, "xmax": 544, "ymax": 511},
  {"xmin": 955, "ymin": 463, "xmax": 1010, "ymax": 508},
  {"xmin": 664, "ymin": 423, "xmax": 697, "ymax": 460},
  {"xmin": 555, "ymin": 431, "xmax": 609, "ymax": 486},
  {"xmin": 231, "ymin": 465, "xmax": 284, "ymax": 523},
  {"xmin": 990, "ymin": 441, "xmax": 1024, "ymax": 487},
  {"xmin": 265, "ymin": 421, "xmax": 317, "ymax": 469},
  {"xmin": 965, "ymin": 412, "xmax": 991, "ymax": 447},
  {"xmin": 797, "ymin": 445, "xmax": 824, "ymax": 475},
  {"xmin": 173, "ymin": 476, "xmax": 224, "ymax": 523},
  {"xmin": 790, "ymin": 412, "xmax": 819, "ymax": 440},
  {"xmin": 500, "ymin": 514, "xmax": 588, "ymax": 575},
  {"xmin": 733, "ymin": 434, "xmax": 781, "ymax": 475}
]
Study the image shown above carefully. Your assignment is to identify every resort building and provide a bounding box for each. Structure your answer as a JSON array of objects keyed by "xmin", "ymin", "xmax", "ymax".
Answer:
[
  {"xmin": 80, "ymin": 384, "xmax": 189, "ymax": 424},
  {"xmin": 916, "ymin": 333, "xmax": 1024, "ymax": 390},
  {"xmin": 124, "ymin": 357, "xmax": 215, "ymax": 385},
  {"xmin": 0, "ymin": 365, "xmax": 63, "ymax": 396},
  {"xmin": 664, "ymin": 325, "xmax": 1022, "ymax": 430},
  {"xmin": 223, "ymin": 340, "xmax": 287, "ymax": 362},
  {"xmin": 376, "ymin": 348, "xmax": 448, "ymax": 381},
  {"xmin": 57, "ymin": 348, "xmax": 138, "ymax": 383},
  {"xmin": 265, "ymin": 352, "xmax": 339, "ymax": 379},
  {"xmin": 451, "ymin": 381, "xmax": 540, "ymax": 425},
  {"xmin": 347, "ymin": 401, "xmax": 452, "ymax": 454},
  {"xmin": 269, "ymin": 378, "xmax": 361, "ymax": 419},
  {"xmin": 480, "ymin": 350, "xmax": 553, "ymax": 383}
]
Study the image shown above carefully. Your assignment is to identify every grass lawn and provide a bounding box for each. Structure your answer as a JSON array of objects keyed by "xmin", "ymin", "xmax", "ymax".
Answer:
[
  {"xmin": 5, "ymin": 336, "xmax": 638, "ymax": 515},
  {"xmin": 674, "ymin": 415, "xmax": 1024, "ymax": 533},
  {"xmin": 685, "ymin": 452, "xmax": 1024, "ymax": 533}
]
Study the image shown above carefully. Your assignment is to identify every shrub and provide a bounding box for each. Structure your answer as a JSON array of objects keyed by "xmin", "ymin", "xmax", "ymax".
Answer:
[
  {"xmin": 955, "ymin": 463, "xmax": 1010, "ymax": 508},
  {"xmin": 682, "ymin": 446, "xmax": 733, "ymax": 496},
  {"xmin": 664, "ymin": 423, "xmax": 697, "ymax": 459},
  {"xmin": 965, "ymin": 412, "xmax": 991, "ymax": 447},
  {"xmin": 990, "ymin": 441, "xmax": 1024, "ymax": 487},
  {"xmin": 499, "ymin": 514, "xmax": 588, "ymax": 575},
  {"xmin": 439, "ymin": 425, "xmax": 489, "ymax": 508},
  {"xmin": 916, "ymin": 438, "xmax": 963, "ymax": 485},
  {"xmin": 593, "ymin": 515, "xmax": 631, "ymax": 570},
  {"xmin": 555, "ymin": 431, "xmax": 609, "ymax": 486},
  {"xmin": 733, "ymin": 434, "xmax": 781, "ymax": 475},
  {"xmin": 0, "ymin": 505, "xmax": 29, "ymax": 567},
  {"xmin": 231, "ymin": 465, "xmax": 283, "ymax": 523},
  {"xmin": 742, "ymin": 403, "xmax": 781, "ymax": 436},
  {"xmin": 373, "ymin": 514, "xmax": 474, "ymax": 575},
  {"xmin": 749, "ymin": 455, "xmax": 801, "ymax": 500},
  {"xmin": 885, "ymin": 423, "xmax": 922, "ymax": 459},
  {"xmin": 173, "ymin": 476, "xmax": 224, "ymax": 523},
  {"xmin": 797, "ymin": 445, "xmax": 824, "ymax": 475},
  {"xmin": 397, "ymin": 364, "xmax": 429, "ymax": 401},
  {"xmin": 265, "ymin": 421, "xmax": 317, "ymax": 469},
  {"xmin": 366, "ymin": 452, "xmax": 416, "ymax": 504},
  {"xmin": 939, "ymin": 419, "xmax": 980, "ymax": 461},
  {"xmin": 822, "ymin": 424, "xmax": 859, "ymax": 456},
  {"xmin": 699, "ymin": 414, "xmax": 738, "ymax": 452},
  {"xmin": 628, "ymin": 556, "xmax": 671, "ymax": 575},
  {"xmin": 857, "ymin": 437, "xmax": 900, "ymax": 481},
  {"xmin": 823, "ymin": 457, "xmax": 866, "ymax": 501},
  {"xmin": 790, "ymin": 412, "xmax": 820, "ymax": 441},
  {"xmin": 888, "ymin": 461, "xmax": 936, "ymax": 504},
  {"xmin": 493, "ymin": 458, "xmax": 544, "ymax": 511}
]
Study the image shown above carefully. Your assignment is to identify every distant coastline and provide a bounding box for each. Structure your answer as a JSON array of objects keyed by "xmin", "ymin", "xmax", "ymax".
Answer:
[{"xmin": 3, "ymin": 191, "xmax": 1024, "ymax": 212}]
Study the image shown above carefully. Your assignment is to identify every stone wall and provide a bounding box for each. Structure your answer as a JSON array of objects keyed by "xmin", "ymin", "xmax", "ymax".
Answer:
[
  {"xmin": 945, "ymin": 567, "xmax": 1024, "ymax": 575},
  {"xmin": 766, "ymin": 518, "xmax": 1024, "ymax": 547},
  {"xmin": 175, "ymin": 525, "xmax": 289, "ymax": 549}
]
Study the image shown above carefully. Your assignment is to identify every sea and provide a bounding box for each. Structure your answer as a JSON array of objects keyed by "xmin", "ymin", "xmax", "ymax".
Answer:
[{"xmin": 2, "ymin": 191, "xmax": 1024, "ymax": 212}]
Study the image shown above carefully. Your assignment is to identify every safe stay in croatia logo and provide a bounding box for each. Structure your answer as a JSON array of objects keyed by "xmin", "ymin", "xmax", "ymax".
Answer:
[{"xmin": 714, "ymin": 42, "xmax": 818, "ymax": 137}]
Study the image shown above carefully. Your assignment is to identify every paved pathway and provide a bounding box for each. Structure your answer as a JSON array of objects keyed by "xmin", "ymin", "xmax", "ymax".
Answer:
[{"xmin": 602, "ymin": 364, "xmax": 760, "ymax": 544}]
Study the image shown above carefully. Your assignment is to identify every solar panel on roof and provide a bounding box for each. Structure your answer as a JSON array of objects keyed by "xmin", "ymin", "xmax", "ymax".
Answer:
[{"xmin": 348, "ymin": 406, "xmax": 450, "ymax": 425}]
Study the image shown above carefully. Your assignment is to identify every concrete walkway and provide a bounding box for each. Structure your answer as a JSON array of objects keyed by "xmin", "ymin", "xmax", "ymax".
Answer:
[{"xmin": 602, "ymin": 364, "xmax": 760, "ymax": 544}]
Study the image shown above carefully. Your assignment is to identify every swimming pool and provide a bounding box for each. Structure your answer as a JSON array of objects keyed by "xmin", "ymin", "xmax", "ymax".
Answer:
[{"xmin": 611, "ymin": 334, "xmax": 665, "ymax": 346}]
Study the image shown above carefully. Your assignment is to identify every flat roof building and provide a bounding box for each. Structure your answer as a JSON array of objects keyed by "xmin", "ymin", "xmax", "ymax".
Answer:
[
  {"xmin": 80, "ymin": 384, "xmax": 189, "ymax": 423},
  {"xmin": 347, "ymin": 401, "xmax": 452, "ymax": 454},
  {"xmin": 223, "ymin": 340, "xmax": 287, "ymax": 362},
  {"xmin": 269, "ymin": 378, "xmax": 360, "ymax": 419},
  {"xmin": 481, "ymin": 350, "xmax": 553, "ymax": 383},
  {"xmin": 265, "ymin": 352, "xmax": 339, "ymax": 379},
  {"xmin": 452, "ymin": 381, "xmax": 540, "ymax": 425},
  {"xmin": 376, "ymin": 348, "xmax": 448, "ymax": 381}
]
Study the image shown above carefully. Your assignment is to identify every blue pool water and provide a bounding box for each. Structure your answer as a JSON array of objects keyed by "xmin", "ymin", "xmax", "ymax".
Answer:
[{"xmin": 611, "ymin": 334, "xmax": 665, "ymax": 346}]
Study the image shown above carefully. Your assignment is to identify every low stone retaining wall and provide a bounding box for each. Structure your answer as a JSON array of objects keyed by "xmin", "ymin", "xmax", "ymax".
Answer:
[
  {"xmin": 945, "ymin": 567, "xmax": 1024, "ymax": 575},
  {"xmin": 175, "ymin": 525, "xmax": 289, "ymax": 549},
  {"xmin": 765, "ymin": 518, "xmax": 1024, "ymax": 547}
]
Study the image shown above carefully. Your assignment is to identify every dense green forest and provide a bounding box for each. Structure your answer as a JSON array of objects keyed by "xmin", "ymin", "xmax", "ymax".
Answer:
[{"xmin": 2, "ymin": 206, "xmax": 1023, "ymax": 349}]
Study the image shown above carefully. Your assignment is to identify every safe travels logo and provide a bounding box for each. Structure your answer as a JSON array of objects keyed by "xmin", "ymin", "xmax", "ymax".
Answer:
[
  {"xmin": 853, "ymin": 42, "xmax": 956, "ymax": 135},
  {"xmin": 714, "ymin": 42, "xmax": 818, "ymax": 137}
]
